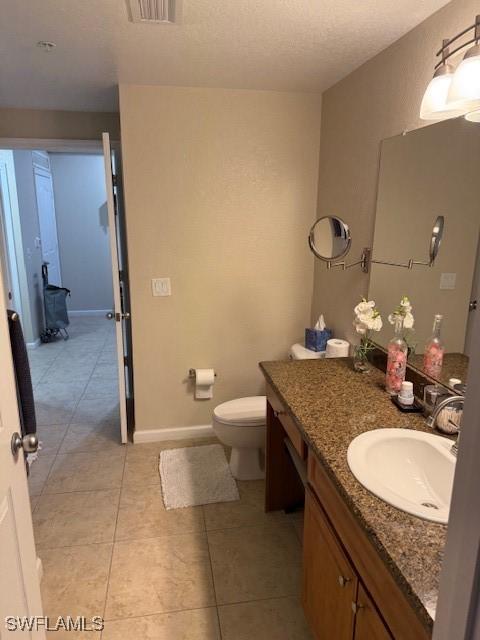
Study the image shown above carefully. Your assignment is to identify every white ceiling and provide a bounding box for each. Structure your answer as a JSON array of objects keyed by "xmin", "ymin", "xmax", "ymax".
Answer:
[{"xmin": 0, "ymin": 0, "xmax": 450, "ymax": 112}]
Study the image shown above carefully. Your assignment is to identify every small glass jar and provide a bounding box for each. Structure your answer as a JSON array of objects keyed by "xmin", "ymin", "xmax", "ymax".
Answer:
[{"xmin": 423, "ymin": 384, "xmax": 442, "ymax": 417}]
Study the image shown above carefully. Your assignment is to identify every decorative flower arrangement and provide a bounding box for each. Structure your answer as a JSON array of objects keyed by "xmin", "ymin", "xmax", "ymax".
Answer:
[
  {"xmin": 352, "ymin": 299, "xmax": 383, "ymax": 372},
  {"xmin": 388, "ymin": 296, "xmax": 416, "ymax": 353}
]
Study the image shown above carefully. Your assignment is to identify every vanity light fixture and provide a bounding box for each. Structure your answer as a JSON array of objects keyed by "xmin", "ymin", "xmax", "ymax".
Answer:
[{"xmin": 420, "ymin": 15, "xmax": 480, "ymax": 121}]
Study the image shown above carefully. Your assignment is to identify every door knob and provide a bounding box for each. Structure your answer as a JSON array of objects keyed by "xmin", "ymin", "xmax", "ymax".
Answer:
[
  {"xmin": 106, "ymin": 312, "xmax": 114, "ymax": 320},
  {"xmin": 11, "ymin": 432, "xmax": 39, "ymax": 456}
]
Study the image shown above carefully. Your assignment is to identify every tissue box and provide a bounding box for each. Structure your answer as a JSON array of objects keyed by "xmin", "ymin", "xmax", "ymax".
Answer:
[{"xmin": 305, "ymin": 328, "xmax": 332, "ymax": 352}]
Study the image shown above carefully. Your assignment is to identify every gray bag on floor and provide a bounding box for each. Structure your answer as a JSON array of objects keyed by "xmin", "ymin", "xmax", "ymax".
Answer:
[
  {"xmin": 44, "ymin": 284, "xmax": 70, "ymax": 329},
  {"xmin": 40, "ymin": 263, "xmax": 71, "ymax": 341}
]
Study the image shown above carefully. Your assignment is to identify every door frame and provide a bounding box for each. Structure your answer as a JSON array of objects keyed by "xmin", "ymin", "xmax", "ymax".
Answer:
[
  {"xmin": 0, "ymin": 137, "xmax": 134, "ymax": 437},
  {"xmin": 433, "ymin": 299, "xmax": 480, "ymax": 639}
]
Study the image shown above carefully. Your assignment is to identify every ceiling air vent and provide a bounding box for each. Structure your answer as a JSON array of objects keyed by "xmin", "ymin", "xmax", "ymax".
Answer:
[{"xmin": 126, "ymin": 0, "xmax": 180, "ymax": 24}]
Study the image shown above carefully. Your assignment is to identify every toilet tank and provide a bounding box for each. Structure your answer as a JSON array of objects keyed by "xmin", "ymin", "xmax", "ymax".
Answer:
[{"xmin": 289, "ymin": 343, "xmax": 326, "ymax": 360}]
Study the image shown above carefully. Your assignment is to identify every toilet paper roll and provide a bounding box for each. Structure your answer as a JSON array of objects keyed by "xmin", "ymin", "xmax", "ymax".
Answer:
[
  {"xmin": 194, "ymin": 368, "xmax": 215, "ymax": 399},
  {"xmin": 325, "ymin": 339, "xmax": 350, "ymax": 358}
]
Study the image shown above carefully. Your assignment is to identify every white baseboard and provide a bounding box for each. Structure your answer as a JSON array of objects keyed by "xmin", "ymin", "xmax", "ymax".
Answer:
[
  {"xmin": 36, "ymin": 556, "xmax": 43, "ymax": 583},
  {"xmin": 26, "ymin": 338, "xmax": 41, "ymax": 350},
  {"xmin": 133, "ymin": 424, "xmax": 214, "ymax": 444},
  {"xmin": 68, "ymin": 309, "xmax": 111, "ymax": 317}
]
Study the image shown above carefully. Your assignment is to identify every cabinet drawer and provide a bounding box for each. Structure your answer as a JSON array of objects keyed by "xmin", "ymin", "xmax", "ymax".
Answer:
[{"xmin": 266, "ymin": 385, "xmax": 306, "ymax": 459}]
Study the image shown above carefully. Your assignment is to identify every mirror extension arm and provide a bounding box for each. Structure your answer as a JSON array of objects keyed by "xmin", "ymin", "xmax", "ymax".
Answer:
[
  {"xmin": 369, "ymin": 256, "xmax": 434, "ymax": 269},
  {"xmin": 326, "ymin": 248, "xmax": 371, "ymax": 273}
]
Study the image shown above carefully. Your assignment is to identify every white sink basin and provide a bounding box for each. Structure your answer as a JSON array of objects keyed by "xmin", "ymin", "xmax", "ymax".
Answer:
[{"xmin": 347, "ymin": 428, "xmax": 456, "ymax": 524}]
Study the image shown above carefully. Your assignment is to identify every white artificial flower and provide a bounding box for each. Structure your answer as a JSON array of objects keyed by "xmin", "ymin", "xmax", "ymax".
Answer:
[
  {"xmin": 403, "ymin": 311, "xmax": 414, "ymax": 329},
  {"xmin": 400, "ymin": 296, "xmax": 412, "ymax": 312},
  {"xmin": 370, "ymin": 315, "xmax": 383, "ymax": 332},
  {"xmin": 354, "ymin": 300, "xmax": 375, "ymax": 318},
  {"xmin": 353, "ymin": 299, "xmax": 382, "ymax": 335},
  {"xmin": 353, "ymin": 319, "xmax": 368, "ymax": 335},
  {"xmin": 388, "ymin": 313, "xmax": 396, "ymax": 325}
]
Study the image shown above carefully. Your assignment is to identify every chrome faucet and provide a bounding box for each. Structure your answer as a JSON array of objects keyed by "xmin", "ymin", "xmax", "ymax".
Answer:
[{"xmin": 426, "ymin": 394, "xmax": 465, "ymax": 456}]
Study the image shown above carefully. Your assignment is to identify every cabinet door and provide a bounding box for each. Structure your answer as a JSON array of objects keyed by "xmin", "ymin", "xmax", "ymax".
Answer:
[
  {"xmin": 354, "ymin": 584, "xmax": 392, "ymax": 640},
  {"xmin": 303, "ymin": 487, "xmax": 358, "ymax": 640}
]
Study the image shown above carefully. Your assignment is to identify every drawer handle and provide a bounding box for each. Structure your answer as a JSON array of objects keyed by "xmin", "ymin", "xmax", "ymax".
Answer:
[
  {"xmin": 274, "ymin": 410, "xmax": 286, "ymax": 418},
  {"xmin": 338, "ymin": 575, "xmax": 351, "ymax": 588}
]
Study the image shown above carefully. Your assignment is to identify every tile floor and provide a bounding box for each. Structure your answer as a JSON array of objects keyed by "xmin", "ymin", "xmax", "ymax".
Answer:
[{"xmin": 28, "ymin": 317, "xmax": 310, "ymax": 639}]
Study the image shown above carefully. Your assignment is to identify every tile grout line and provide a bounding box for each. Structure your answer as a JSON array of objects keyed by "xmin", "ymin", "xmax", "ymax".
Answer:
[
  {"xmin": 202, "ymin": 506, "xmax": 224, "ymax": 640},
  {"xmin": 101, "ymin": 440, "xmax": 128, "ymax": 629}
]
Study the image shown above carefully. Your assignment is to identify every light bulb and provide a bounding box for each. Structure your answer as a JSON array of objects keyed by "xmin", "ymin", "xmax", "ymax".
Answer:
[
  {"xmin": 465, "ymin": 109, "xmax": 480, "ymax": 121},
  {"xmin": 420, "ymin": 65, "xmax": 466, "ymax": 120},
  {"xmin": 447, "ymin": 43, "xmax": 480, "ymax": 113}
]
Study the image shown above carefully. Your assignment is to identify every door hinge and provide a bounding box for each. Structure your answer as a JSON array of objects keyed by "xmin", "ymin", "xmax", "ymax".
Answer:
[
  {"xmin": 112, "ymin": 174, "xmax": 118, "ymax": 187},
  {"xmin": 119, "ymin": 270, "xmax": 124, "ymax": 281},
  {"xmin": 124, "ymin": 355, "xmax": 129, "ymax": 366}
]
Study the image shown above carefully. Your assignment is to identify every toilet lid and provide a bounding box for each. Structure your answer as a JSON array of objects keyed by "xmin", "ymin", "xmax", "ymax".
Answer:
[{"xmin": 214, "ymin": 396, "xmax": 266, "ymax": 426}]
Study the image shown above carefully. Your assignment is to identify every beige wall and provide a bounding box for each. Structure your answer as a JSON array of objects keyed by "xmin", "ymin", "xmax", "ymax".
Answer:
[
  {"xmin": 0, "ymin": 108, "xmax": 120, "ymax": 141},
  {"xmin": 119, "ymin": 85, "xmax": 321, "ymax": 431},
  {"xmin": 312, "ymin": 0, "xmax": 479, "ymax": 346},
  {"xmin": 369, "ymin": 118, "xmax": 480, "ymax": 353}
]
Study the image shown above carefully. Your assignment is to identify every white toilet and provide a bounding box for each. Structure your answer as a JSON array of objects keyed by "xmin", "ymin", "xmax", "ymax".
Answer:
[
  {"xmin": 212, "ymin": 344, "xmax": 323, "ymax": 480},
  {"xmin": 213, "ymin": 396, "xmax": 267, "ymax": 480}
]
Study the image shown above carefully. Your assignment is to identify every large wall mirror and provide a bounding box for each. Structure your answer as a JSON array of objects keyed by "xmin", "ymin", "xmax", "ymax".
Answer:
[{"xmin": 369, "ymin": 117, "xmax": 480, "ymax": 390}]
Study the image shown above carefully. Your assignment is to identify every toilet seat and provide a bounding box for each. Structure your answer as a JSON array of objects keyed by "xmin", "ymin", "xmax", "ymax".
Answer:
[{"xmin": 213, "ymin": 396, "xmax": 266, "ymax": 426}]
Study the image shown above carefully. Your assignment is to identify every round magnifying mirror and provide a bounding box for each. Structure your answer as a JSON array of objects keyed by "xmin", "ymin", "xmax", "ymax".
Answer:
[
  {"xmin": 308, "ymin": 216, "xmax": 352, "ymax": 262},
  {"xmin": 429, "ymin": 215, "xmax": 444, "ymax": 265}
]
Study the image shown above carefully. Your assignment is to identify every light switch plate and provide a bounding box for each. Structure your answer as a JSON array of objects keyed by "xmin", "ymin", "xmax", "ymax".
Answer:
[
  {"xmin": 440, "ymin": 273, "xmax": 456, "ymax": 290},
  {"xmin": 152, "ymin": 277, "xmax": 171, "ymax": 297}
]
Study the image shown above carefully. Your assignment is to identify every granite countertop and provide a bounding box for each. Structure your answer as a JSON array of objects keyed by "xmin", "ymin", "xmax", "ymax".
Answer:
[{"xmin": 259, "ymin": 357, "xmax": 448, "ymax": 630}]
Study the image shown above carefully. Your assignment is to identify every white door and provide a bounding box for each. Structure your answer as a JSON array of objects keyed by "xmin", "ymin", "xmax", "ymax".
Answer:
[
  {"xmin": 102, "ymin": 133, "xmax": 128, "ymax": 444},
  {"xmin": 0, "ymin": 267, "xmax": 44, "ymax": 637},
  {"xmin": 34, "ymin": 167, "xmax": 62, "ymax": 287}
]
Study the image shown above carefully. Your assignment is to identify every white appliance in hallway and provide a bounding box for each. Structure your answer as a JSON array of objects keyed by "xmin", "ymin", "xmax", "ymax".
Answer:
[
  {"xmin": 103, "ymin": 132, "xmax": 129, "ymax": 444},
  {"xmin": 0, "ymin": 269, "xmax": 44, "ymax": 637},
  {"xmin": 33, "ymin": 155, "xmax": 62, "ymax": 287}
]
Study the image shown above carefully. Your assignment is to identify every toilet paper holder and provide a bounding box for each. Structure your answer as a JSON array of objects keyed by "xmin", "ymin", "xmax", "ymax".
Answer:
[{"xmin": 189, "ymin": 369, "xmax": 217, "ymax": 379}]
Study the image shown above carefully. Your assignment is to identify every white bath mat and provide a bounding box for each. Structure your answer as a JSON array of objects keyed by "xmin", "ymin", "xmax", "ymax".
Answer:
[{"xmin": 159, "ymin": 444, "xmax": 240, "ymax": 510}]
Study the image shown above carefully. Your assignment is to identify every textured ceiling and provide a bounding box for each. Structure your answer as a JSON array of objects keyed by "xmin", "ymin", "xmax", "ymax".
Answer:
[{"xmin": 0, "ymin": 0, "xmax": 450, "ymax": 112}]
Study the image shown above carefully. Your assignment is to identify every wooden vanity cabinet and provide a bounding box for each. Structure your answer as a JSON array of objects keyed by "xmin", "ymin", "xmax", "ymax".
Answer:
[
  {"xmin": 303, "ymin": 488, "xmax": 392, "ymax": 640},
  {"xmin": 303, "ymin": 487, "xmax": 357, "ymax": 640},
  {"xmin": 264, "ymin": 384, "xmax": 431, "ymax": 640},
  {"xmin": 354, "ymin": 585, "xmax": 393, "ymax": 640}
]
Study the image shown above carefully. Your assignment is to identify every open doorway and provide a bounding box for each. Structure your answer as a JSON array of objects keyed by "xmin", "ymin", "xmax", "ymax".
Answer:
[{"xmin": 0, "ymin": 142, "xmax": 131, "ymax": 499}]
